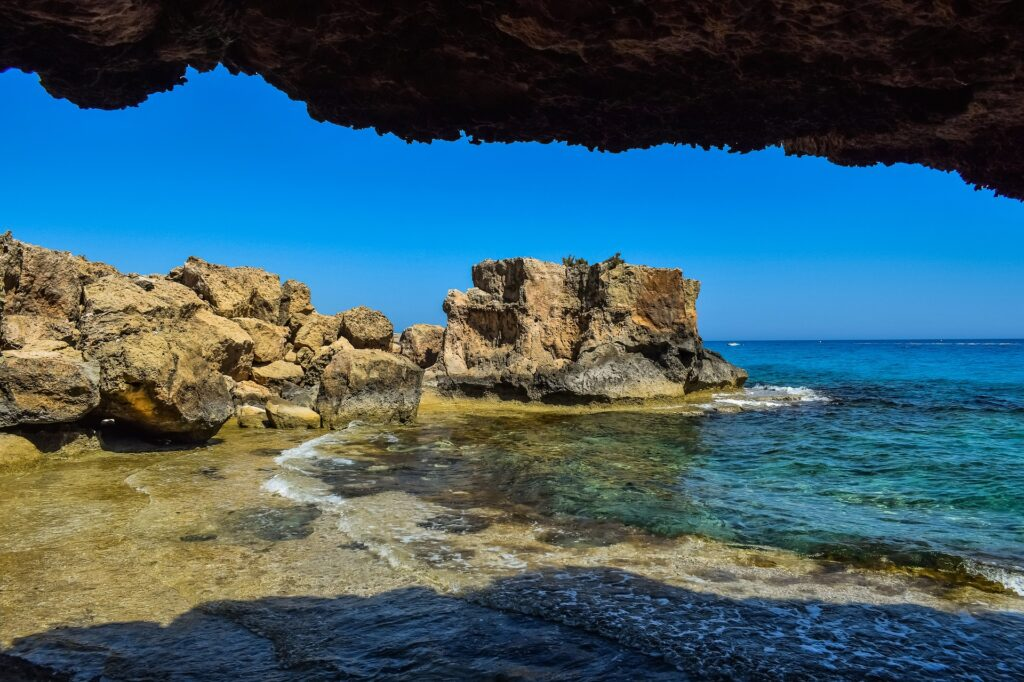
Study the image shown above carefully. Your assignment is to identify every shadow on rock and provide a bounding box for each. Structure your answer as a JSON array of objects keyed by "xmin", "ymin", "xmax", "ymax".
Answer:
[{"xmin": 4, "ymin": 568, "xmax": 1024, "ymax": 680}]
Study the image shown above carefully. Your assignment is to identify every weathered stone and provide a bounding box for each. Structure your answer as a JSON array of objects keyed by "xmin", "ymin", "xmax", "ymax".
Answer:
[
  {"xmin": 1, "ymin": 313, "xmax": 78, "ymax": 349},
  {"xmin": 232, "ymin": 380, "xmax": 273, "ymax": 407},
  {"xmin": 265, "ymin": 398, "xmax": 321, "ymax": 429},
  {"xmin": 4, "ymin": 4, "xmax": 1024, "ymax": 198},
  {"xmin": 0, "ymin": 346, "xmax": 100, "ymax": 427},
  {"xmin": 399, "ymin": 324, "xmax": 444, "ymax": 369},
  {"xmin": 233, "ymin": 317, "xmax": 288, "ymax": 364},
  {"xmin": 169, "ymin": 256, "xmax": 282, "ymax": 323},
  {"xmin": 293, "ymin": 313, "xmax": 342, "ymax": 351},
  {"xmin": 236, "ymin": 404, "xmax": 268, "ymax": 428},
  {"xmin": 340, "ymin": 306, "xmax": 393, "ymax": 350},
  {"xmin": 251, "ymin": 360, "xmax": 304, "ymax": 387},
  {"xmin": 438, "ymin": 257, "xmax": 746, "ymax": 402},
  {"xmin": 279, "ymin": 279, "xmax": 314, "ymax": 327},
  {"xmin": 79, "ymin": 276, "xmax": 241, "ymax": 441},
  {"xmin": 317, "ymin": 349, "xmax": 423, "ymax": 427}
]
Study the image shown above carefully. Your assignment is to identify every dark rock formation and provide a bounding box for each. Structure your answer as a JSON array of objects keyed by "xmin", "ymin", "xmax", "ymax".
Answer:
[
  {"xmin": 437, "ymin": 257, "xmax": 746, "ymax": 402},
  {"xmin": 2, "ymin": 2, "xmax": 1024, "ymax": 197}
]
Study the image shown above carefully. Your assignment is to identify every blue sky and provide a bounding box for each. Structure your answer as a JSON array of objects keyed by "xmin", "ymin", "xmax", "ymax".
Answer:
[{"xmin": 2, "ymin": 66, "xmax": 1022, "ymax": 339}]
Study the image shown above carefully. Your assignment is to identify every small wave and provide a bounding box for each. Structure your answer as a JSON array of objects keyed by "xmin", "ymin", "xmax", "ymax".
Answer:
[
  {"xmin": 263, "ymin": 473, "xmax": 345, "ymax": 508},
  {"xmin": 963, "ymin": 559, "xmax": 1024, "ymax": 597},
  {"xmin": 705, "ymin": 384, "xmax": 830, "ymax": 412}
]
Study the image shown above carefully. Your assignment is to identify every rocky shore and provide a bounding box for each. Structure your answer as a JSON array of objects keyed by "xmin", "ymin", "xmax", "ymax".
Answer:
[{"xmin": 0, "ymin": 235, "xmax": 745, "ymax": 448}]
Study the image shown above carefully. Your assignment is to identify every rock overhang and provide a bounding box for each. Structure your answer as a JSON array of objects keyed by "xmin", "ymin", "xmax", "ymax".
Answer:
[{"xmin": 1, "ymin": 1, "xmax": 1022, "ymax": 199}]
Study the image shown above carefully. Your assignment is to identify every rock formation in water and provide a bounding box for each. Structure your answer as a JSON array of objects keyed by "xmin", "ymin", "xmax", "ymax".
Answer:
[
  {"xmin": 1, "ymin": 2, "xmax": 1023, "ymax": 198},
  {"xmin": 0, "ymin": 233, "xmax": 422, "ymax": 442},
  {"xmin": 436, "ymin": 257, "xmax": 746, "ymax": 402}
]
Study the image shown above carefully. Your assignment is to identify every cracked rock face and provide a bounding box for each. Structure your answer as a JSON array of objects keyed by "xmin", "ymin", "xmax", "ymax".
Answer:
[
  {"xmin": 1, "ymin": 1, "xmax": 1023, "ymax": 197},
  {"xmin": 437, "ymin": 257, "xmax": 746, "ymax": 403}
]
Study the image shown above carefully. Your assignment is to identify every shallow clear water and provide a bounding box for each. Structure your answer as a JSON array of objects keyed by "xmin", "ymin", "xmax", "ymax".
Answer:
[{"xmin": 2, "ymin": 340, "xmax": 1024, "ymax": 679}]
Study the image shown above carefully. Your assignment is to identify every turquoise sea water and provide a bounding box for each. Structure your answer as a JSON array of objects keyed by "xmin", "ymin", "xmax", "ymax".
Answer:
[
  {"xmin": 278, "ymin": 339, "xmax": 1024, "ymax": 594},
  {"xmin": 693, "ymin": 340, "xmax": 1024, "ymax": 590}
]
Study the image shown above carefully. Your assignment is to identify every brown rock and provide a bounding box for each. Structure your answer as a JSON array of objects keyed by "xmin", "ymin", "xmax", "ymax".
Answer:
[
  {"xmin": 317, "ymin": 349, "xmax": 422, "ymax": 427},
  {"xmin": 169, "ymin": 256, "xmax": 282, "ymax": 323},
  {"xmin": 399, "ymin": 324, "xmax": 444, "ymax": 369},
  {"xmin": 438, "ymin": 257, "xmax": 746, "ymax": 402},
  {"xmin": 293, "ymin": 313, "xmax": 342, "ymax": 351},
  {"xmin": 1, "ymin": 313, "xmax": 78, "ymax": 349},
  {"xmin": 232, "ymin": 380, "xmax": 273, "ymax": 407},
  {"xmin": 79, "ymin": 275, "xmax": 242, "ymax": 441},
  {"xmin": 265, "ymin": 397, "xmax": 321, "ymax": 429},
  {"xmin": 233, "ymin": 317, "xmax": 289, "ymax": 364},
  {"xmin": 251, "ymin": 360, "xmax": 304, "ymax": 386},
  {"xmin": 339, "ymin": 306, "xmax": 393, "ymax": 350},
  {"xmin": 279, "ymin": 279, "xmax": 314, "ymax": 327},
  {"xmin": 0, "ymin": 346, "xmax": 100, "ymax": 427},
  {"xmin": 236, "ymin": 404, "xmax": 269, "ymax": 428}
]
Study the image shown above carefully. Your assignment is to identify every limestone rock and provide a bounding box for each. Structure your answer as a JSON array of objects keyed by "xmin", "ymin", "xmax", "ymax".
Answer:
[
  {"xmin": 265, "ymin": 398, "xmax": 321, "ymax": 429},
  {"xmin": 400, "ymin": 324, "xmax": 444, "ymax": 369},
  {"xmin": 340, "ymin": 306, "xmax": 393, "ymax": 350},
  {"xmin": 279, "ymin": 279, "xmax": 314, "ymax": 327},
  {"xmin": 251, "ymin": 360, "xmax": 304, "ymax": 387},
  {"xmin": 1, "ymin": 313, "xmax": 78, "ymax": 349},
  {"xmin": 236, "ymin": 404, "xmax": 269, "ymax": 428},
  {"xmin": 169, "ymin": 256, "xmax": 282, "ymax": 323},
  {"xmin": 233, "ymin": 317, "xmax": 289, "ymax": 364},
  {"xmin": 232, "ymin": 380, "xmax": 273, "ymax": 407},
  {"xmin": 317, "ymin": 349, "xmax": 422, "ymax": 427},
  {"xmin": 438, "ymin": 257, "xmax": 746, "ymax": 402},
  {"xmin": 0, "ymin": 346, "xmax": 100, "ymax": 427},
  {"xmin": 293, "ymin": 313, "xmax": 342, "ymax": 351},
  {"xmin": 79, "ymin": 276, "xmax": 241, "ymax": 441}
]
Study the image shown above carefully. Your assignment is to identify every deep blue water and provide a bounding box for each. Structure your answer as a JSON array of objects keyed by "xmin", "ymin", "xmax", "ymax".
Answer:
[{"xmin": 695, "ymin": 340, "xmax": 1024, "ymax": 590}]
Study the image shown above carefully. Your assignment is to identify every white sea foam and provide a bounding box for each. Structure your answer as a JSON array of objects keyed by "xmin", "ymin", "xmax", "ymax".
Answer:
[
  {"xmin": 963, "ymin": 559, "xmax": 1024, "ymax": 597},
  {"xmin": 704, "ymin": 384, "xmax": 831, "ymax": 412},
  {"xmin": 262, "ymin": 472, "xmax": 345, "ymax": 508}
]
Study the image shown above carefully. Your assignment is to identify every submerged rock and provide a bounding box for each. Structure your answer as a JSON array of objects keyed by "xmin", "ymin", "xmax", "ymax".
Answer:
[
  {"xmin": 317, "ymin": 349, "xmax": 423, "ymax": 427},
  {"xmin": 400, "ymin": 324, "xmax": 444, "ymax": 369},
  {"xmin": 437, "ymin": 257, "xmax": 746, "ymax": 402}
]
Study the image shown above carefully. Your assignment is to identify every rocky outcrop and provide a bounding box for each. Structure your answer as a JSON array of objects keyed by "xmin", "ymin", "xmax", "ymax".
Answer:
[
  {"xmin": 2, "ymin": 2, "xmax": 1024, "ymax": 198},
  {"xmin": 317, "ymin": 349, "xmax": 423, "ymax": 427},
  {"xmin": 0, "ymin": 233, "xmax": 417, "ymax": 442},
  {"xmin": 169, "ymin": 256, "xmax": 282, "ymax": 323},
  {"xmin": 437, "ymin": 257, "xmax": 746, "ymax": 403},
  {"xmin": 400, "ymin": 324, "xmax": 444, "ymax": 369}
]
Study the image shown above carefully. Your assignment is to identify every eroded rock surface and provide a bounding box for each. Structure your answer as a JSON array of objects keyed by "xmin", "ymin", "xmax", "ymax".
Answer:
[
  {"xmin": 340, "ymin": 306, "xmax": 394, "ymax": 351},
  {"xmin": 438, "ymin": 257, "xmax": 746, "ymax": 402},
  {"xmin": 1, "ymin": 2, "xmax": 1023, "ymax": 198},
  {"xmin": 0, "ymin": 234, "xmax": 419, "ymax": 441},
  {"xmin": 317, "ymin": 349, "xmax": 423, "ymax": 427},
  {"xmin": 400, "ymin": 324, "xmax": 444, "ymax": 369}
]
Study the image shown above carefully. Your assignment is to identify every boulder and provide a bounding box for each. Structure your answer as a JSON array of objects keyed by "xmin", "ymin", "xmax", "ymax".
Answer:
[
  {"xmin": 79, "ymin": 276, "xmax": 242, "ymax": 441},
  {"xmin": 169, "ymin": 256, "xmax": 282, "ymax": 323},
  {"xmin": 233, "ymin": 317, "xmax": 289, "ymax": 364},
  {"xmin": 399, "ymin": 324, "xmax": 444, "ymax": 368},
  {"xmin": 437, "ymin": 257, "xmax": 746, "ymax": 402},
  {"xmin": 339, "ymin": 306, "xmax": 393, "ymax": 350},
  {"xmin": 317, "ymin": 349, "xmax": 423, "ymax": 427},
  {"xmin": 251, "ymin": 360, "xmax": 304, "ymax": 387},
  {"xmin": 1, "ymin": 313, "xmax": 78, "ymax": 349},
  {"xmin": 0, "ymin": 346, "xmax": 101, "ymax": 427},
  {"xmin": 265, "ymin": 398, "xmax": 321, "ymax": 429},
  {"xmin": 232, "ymin": 380, "xmax": 273, "ymax": 407},
  {"xmin": 236, "ymin": 404, "xmax": 269, "ymax": 428},
  {"xmin": 293, "ymin": 313, "xmax": 342, "ymax": 351}
]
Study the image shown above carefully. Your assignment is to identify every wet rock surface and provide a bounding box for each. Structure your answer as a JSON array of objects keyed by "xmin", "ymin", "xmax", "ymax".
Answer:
[
  {"xmin": 438, "ymin": 257, "xmax": 746, "ymax": 402},
  {"xmin": 1, "ymin": 2, "xmax": 1023, "ymax": 198}
]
